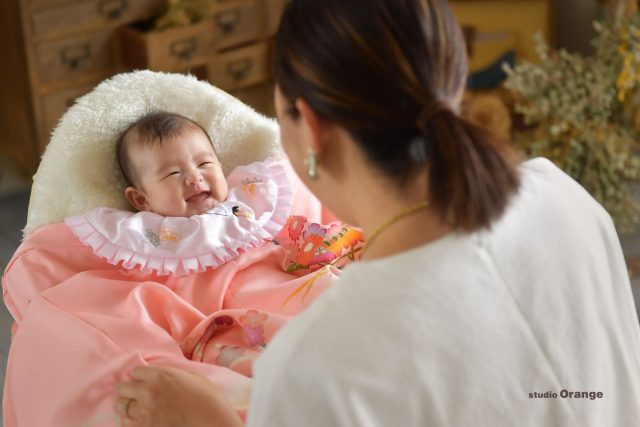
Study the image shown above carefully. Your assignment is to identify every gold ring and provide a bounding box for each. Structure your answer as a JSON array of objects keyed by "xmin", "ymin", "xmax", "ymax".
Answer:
[{"xmin": 124, "ymin": 398, "xmax": 133, "ymax": 419}]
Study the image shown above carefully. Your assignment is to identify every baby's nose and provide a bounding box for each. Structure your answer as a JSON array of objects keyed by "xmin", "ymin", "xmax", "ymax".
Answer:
[{"xmin": 185, "ymin": 171, "xmax": 204, "ymax": 186}]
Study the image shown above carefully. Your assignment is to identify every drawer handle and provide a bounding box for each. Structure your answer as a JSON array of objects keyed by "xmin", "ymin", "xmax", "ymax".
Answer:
[
  {"xmin": 60, "ymin": 44, "xmax": 91, "ymax": 70},
  {"xmin": 215, "ymin": 8, "xmax": 242, "ymax": 34},
  {"xmin": 98, "ymin": 0, "xmax": 128, "ymax": 20},
  {"xmin": 226, "ymin": 58, "xmax": 253, "ymax": 81},
  {"xmin": 170, "ymin": 38, "xmax": 198, "ymax": 60}
]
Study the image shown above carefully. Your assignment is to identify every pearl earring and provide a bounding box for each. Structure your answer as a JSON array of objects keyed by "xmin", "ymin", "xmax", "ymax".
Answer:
[{"xmin": 304, "ymin": 148, "xmax": 318, "ymax": 180}]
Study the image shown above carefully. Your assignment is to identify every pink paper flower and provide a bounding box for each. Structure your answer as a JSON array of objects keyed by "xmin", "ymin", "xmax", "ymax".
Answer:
[
  {"xmin": 216, "ymin": 345, "xmax": 245, "ymax": 367},
  {"xmin": 287, "ymin": 216, "xmax": 306, "ymax": 241},
  {"xmin": 242, "ymin": 325, "xmax": 266, "ymax": 347},
  {"xmin": 303, "ymin": 223, "xmax": 327, "ymax": 240},
  {"xmin": 239, "ymin": 310, "xmax": 269, "ymax": 347},
  {"xmin": 239, "ymin": 310, "xmax": 268, "ymax": 328}
]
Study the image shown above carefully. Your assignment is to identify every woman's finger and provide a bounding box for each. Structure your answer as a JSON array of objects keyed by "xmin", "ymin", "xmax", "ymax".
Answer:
[
  {"xmin": 116, "ymin": 381, "xmax": 141, "ymax": 399},
  {"xmin": 113, "ymin": 397, "xmax": 133, "ymax": 419},
  {"xmin": 130, "ymin": 365, "xmax": 167, "ymax": 381}
]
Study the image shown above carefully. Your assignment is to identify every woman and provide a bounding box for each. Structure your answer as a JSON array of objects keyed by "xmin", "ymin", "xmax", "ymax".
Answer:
[{"xmin": 115, "ymin": 0, "xmax": 640, "ymax": 425}]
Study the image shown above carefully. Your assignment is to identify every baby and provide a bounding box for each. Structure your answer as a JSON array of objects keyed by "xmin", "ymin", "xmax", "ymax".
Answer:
[
  {"xmin": 117, "ymin": 111, "xmax": 228, "ymax": 217},
  {"xmin": 3, "ymin": 110, "xmax": 364, "ymax": 426}
]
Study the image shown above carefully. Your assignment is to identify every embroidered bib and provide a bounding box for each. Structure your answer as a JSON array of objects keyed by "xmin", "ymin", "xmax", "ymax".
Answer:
[{"xmin": 65, "ymin": 160, "xmax": 292, "ymax": 276}]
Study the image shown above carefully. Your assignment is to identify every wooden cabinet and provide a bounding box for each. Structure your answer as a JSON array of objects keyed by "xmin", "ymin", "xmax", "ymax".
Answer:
[
  {"xmin": 0, "ymin": 0, "xmax": 164, "ymax": 178},
  {"xmin": 0, "ymin": 0, "xmax": 286, "ymax": 179},
  {"xmin": 120, "ymin": 0, "xmax": 282, "ymax": 117}
]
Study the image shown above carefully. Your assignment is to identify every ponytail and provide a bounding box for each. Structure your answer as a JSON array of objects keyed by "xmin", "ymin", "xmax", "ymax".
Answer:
[
  {"xmin": 419, "ymin": 109, "xmax": 520, "ymax": 231},
  {"xmin": 275, "ymin": 0, "xmax": 521, "ymax": 231}
]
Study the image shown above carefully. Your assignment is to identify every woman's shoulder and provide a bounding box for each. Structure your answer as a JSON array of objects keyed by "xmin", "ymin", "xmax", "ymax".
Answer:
[
  {"xmin": 249, "ymin": 258, "xmax": 580, "ymax": 427},
  {"xmin": 518, "ymin": 157, "xmax": 605, "ymax": 209},
  {"xmin": 255, "ymin": 249, "xmax": 496, "ymax": 368},
  {"xmin": 493, "ymin": 156, "xmax": 615, "ymax": 241}
]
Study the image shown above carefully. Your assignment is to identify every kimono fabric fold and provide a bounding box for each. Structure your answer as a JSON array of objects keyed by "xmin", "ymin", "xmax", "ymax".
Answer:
[{"xmin": 2, "ymin": 160, "xmax": 348, "ymax": 427}]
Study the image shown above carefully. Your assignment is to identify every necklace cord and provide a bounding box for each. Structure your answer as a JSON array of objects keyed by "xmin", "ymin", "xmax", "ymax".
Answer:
[{"xmin": 361, "ymin": 200, "xmax": 429, "ymax": 257}]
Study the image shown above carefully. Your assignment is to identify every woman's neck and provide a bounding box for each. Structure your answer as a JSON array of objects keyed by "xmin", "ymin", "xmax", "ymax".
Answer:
[
  {"xmin": 316, "ymin": 131, "xmax": 452, "ymax": 261},
  {"xmin": 359, "ymin": 207, "xmax": 452, "ymax": 261},
  {"xmin": 343, "ymin": 163, "xmax": 452, "ymax": 261}
]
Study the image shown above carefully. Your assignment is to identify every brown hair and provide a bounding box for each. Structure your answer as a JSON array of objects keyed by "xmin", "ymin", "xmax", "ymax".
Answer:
[
  {"xmin": 116, "ymin": 111, "xmax": 214, "ymax": 187},
  {"xmin": 274, "ymin": 0, "xmax": 520, "ymax": 231}
]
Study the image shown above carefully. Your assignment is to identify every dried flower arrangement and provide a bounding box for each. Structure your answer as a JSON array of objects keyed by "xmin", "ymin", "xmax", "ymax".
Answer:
[
  {"xmin": 503, "ymin": 6, "xmax": 640, "ymax": 233},
  {"xmin": 153, "ymin": 0, "xmax": 214, "ymax": 30}
]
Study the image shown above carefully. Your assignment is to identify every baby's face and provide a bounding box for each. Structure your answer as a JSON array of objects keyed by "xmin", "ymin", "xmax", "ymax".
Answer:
[{"xmin": 127, "ymin": 128, "xmax": 228, "ymax": 217}]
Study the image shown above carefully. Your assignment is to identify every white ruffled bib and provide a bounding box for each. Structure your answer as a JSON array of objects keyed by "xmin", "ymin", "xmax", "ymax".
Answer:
[{"xmin": 65, "ymin": 160, "xmax": 292, "ymax": 276}]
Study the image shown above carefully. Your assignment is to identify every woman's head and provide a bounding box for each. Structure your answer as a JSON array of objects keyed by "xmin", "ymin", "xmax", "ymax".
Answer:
[
  {"xmin": 117, "ymin": 112, "xmax": 228, "ymax": 217},
  {"xmin": 274, "ymin": 0, "xmax": 519, "ymax": 231}
]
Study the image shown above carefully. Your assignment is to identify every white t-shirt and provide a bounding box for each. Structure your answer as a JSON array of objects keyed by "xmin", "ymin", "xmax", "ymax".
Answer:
[{"xmin": 246, "ymin": 158, "xmax": 640, "ymax": 427}]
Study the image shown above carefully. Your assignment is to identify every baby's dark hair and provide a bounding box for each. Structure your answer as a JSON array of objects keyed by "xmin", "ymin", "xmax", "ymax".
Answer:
[{"xmin": 117, "ymin": 111, "xmax": 214, "ymax": 187}]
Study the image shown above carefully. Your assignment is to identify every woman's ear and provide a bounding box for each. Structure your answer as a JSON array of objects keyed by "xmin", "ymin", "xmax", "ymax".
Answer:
[
  {"xmin": 125, "ymin": 187, "xmax": 150, "ymax": 211},
  {"xmin": 295, "ymin": 99, "xmax": 330, "ymax": 157}
]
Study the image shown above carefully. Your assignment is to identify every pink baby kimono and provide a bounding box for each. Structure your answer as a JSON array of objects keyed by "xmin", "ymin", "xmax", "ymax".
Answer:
[{"xmin": 2, "ymin": 160, "xmax": 362, "ymax": 427}]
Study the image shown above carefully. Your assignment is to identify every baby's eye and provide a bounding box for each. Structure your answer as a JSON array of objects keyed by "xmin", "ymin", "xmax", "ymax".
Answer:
[
  {"xmin": 166, "ymin": 171, "xmax": 180, "ymax": 177},
  {"xmin": 199, "ymin": 162, "xmax": 213, "ymax": 167}
]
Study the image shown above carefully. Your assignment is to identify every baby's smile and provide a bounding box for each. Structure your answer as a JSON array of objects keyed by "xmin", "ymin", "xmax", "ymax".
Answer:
[
  {"xmin": 186, "ymin": 191, "xmax": 212, "ymax": 204},
  {"xmin": 122, "ymin": 118, "xmax": 229, "ymax": 217}
]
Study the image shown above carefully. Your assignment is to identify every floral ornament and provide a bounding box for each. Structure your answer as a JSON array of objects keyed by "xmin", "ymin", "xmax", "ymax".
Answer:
[
  {"xmin": 215, "ymin": 345, "xmax": 246, "ymax": 367},
  {"xmin": 214, "ymin": 315, "xmax": 235, "ymax": 327},
  {"xmin": 190, "ymin": 315, "xmax": 235, "ymax": 361},
  {"xmin": 241, "ymin": 177, "xmax": 263, "ymax": 198},
  {"xmin": 308, "ymin": 250, "xmax": 338, "ymax": 266},
  {"xmin": 160, "ymin": 227, "xmax": 181, "ymax": 242},
  {"xmin": 294, "ymin": 223, "xmax": 328, "ymax": 267},
  {"xmin": 144, "ymin": 228, "xmax": 160, "ymax": 247},
  {"xmin": 317, "ymin": 224, "xmax": 363, "ymax": 267},
  {"xmin": 232, "ymin": 206, "xmax": 254, "ymax": 219},
  {"xmin": 239, "ymin": 310, "xmax": 268, "ymax": 347},
  {"xmin": 279, "ymin": 222, "xmax": 364, "ymax": 308},
  {"xmin": 286, "ymin": 215, "xmax": 306, "ymax": 241},
  {"xmin": 278, "ymin": 218, "xmax": 364, "ymax": 274}
]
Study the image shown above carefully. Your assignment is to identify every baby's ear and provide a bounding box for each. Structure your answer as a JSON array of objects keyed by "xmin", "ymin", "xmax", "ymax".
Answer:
[{"xmin": 125, "ymin": 187, "xmax": 150, "ymax": 211}]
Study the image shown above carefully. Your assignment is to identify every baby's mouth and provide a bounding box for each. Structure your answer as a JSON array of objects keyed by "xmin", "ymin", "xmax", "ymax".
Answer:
[{"xmin": 186, "ymin": 191, "xmax": 211, "ymax": 203}]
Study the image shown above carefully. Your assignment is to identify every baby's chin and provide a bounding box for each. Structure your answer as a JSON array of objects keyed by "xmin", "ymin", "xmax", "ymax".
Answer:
[
  {"xmin": 185, "ymin": 194, "xmax": 228, "ymax": 216},
  {"xmin": 153, "ymin": 200, "xmax": 217, "ymax": 217},
  {"xmin": 187, "ymin": 203, "xmax": 217, "ymax": 216}
]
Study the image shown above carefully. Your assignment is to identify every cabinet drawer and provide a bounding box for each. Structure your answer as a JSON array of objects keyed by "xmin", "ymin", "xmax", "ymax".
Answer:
[
  {"xmin": 29, "ymin": 0, "xmax": 68, "ymax": 7},
  {"xmin": 40, "ymin": 83, "xmax": 96, "ymax": 151},
  {"xmin": 120, "ymin": 19, "xmax": 218, "ymax": 71},
  {"xmin": 208, "ymin": 41, "xmax": 271, "ymax": 91},
  {"xmin": 31, "ymin": 0, "xmax": 165, "ymax": 38},
  {"xmin": 36, "ymin": 30, "xmax": 116, "ymax": 84},
  {"xmin": 211, "ymin": 0, "xmax": 261, "ymax": 50},
  {"xmin": 231, "ymin": 81, "xmax": 275, "ymax": 117},
  {"xmin": 265, "ymin": 0, "xmax": 288, "ymax": 37}
]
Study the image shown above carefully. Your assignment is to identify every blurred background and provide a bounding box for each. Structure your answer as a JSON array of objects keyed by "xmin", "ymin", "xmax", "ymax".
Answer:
[{"xmin": 1, "ymin": 0, "xmax": 640, "ymax": 422}]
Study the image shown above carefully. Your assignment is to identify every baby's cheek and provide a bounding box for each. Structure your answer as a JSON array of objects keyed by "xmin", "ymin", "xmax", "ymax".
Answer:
[{"xmin": 214, "ymin": 176, "xmax": 230, "ymax": 201}]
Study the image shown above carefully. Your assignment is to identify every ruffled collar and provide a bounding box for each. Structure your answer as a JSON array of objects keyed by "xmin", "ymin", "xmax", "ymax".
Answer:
[{"xmin": 65, "ymin": 160, "xmax": 292, "ymax": 276}]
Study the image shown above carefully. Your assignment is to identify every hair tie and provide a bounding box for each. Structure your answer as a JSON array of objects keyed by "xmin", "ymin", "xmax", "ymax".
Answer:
[{"xmin": 416, "ymin": 100, "xmax": 451, "ymax": 132}]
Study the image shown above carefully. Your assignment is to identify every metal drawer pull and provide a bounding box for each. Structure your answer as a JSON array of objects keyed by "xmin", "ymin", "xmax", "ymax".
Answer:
[
  {"xmin": 98, "ymin": 0, "xmax": 128, "ymax": 20},
  {"xmin": 215, "ymin": 8, "xmax": 242, "ymax": 34},
  {"xmin": 60, "ymin": 44, "xmax": 91, "ymax": 70},
  {"xmin": 226, "ymin": 58, "xmax": 253, "ymax": 81},
  {"xmin": 170, "ymin": 38, "xmax": 198, "ymax": 60}
]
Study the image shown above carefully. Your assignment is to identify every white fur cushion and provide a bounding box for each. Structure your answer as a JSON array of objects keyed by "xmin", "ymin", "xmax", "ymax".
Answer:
[{"xmin": 25, "ymin": 70, "xmax": 283, "ymax": 237}]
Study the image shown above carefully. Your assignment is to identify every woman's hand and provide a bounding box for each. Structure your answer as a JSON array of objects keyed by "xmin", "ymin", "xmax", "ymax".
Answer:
[{"xmin": 114, "ymin": 365, "xmax": 244, "ymax": 427}]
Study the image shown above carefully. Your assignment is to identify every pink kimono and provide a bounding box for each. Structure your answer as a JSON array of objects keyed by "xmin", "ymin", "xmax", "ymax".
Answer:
[{"xmin": 2, "ymin": 160, "xmax": 362, "ymax": 426}]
